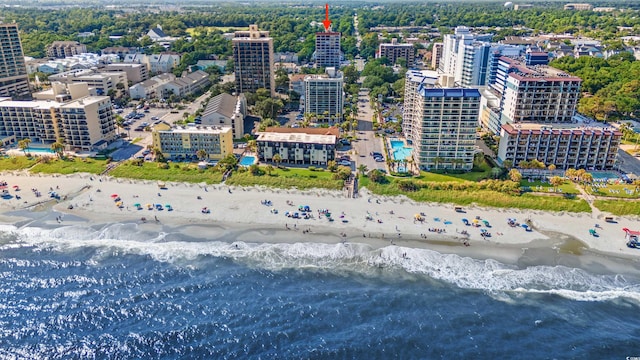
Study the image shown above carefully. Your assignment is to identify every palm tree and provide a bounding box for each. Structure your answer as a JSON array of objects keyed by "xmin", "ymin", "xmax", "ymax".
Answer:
[
  {"xmin": 549, "ymin": 176, "xmax": 564, "ymax": 192},
  {"xmin": 509, "ymin": 169, "xmax": 523, "ymax": 183},
  {"xmin": 357, "ymin": 164, "xmax": 368, "ymax": 176},
  {"xmin": 265, "ymin": 164, "xmax": 275, "ymax": 176},
  {"xmin": 18, "ymin": 138, "xmax": 31, "ymax": 156},
  {"xmin": 50, "ymin": 141, "xmax": 64, "ymax": 159},
  {"xmin": 491, "ymin": 167, "xmax": 502, "ymax": 179},
  {"xmin": 272, "ymin": 153, "xmax": 282, "ymax": 167},
  {"xmin": 433, "ymin": 156, "xmax": 444, "ymax": 170},
  {"xmin": 196, "ymin": 149, "xmax": 208, "ymax": 161},
  {"xmin": 502, "ymin": 159, "xmax": 513, "ymax": 170}
]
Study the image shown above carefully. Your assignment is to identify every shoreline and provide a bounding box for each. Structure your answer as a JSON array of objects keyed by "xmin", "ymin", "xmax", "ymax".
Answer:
[{"xmin": 1, "ymin": 171, "xmax": 640, "ymax": 269}]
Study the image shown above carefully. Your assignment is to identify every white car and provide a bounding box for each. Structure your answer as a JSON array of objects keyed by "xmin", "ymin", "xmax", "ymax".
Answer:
[{"xmin": 339, "ymin": 160, "xmax": 351, "ymax": 166}]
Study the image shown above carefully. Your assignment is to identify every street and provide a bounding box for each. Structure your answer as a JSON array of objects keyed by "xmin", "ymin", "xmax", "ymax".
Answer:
[{"xmin": 351, "ymin": 89, "xmax": 387, "ymax": 173}]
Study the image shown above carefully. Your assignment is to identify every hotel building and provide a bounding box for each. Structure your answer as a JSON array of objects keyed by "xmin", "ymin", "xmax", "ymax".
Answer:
[
  {"xmin": 493, "ymin": 56, "xmax": 581, "ymax": 125},
  {"xmin": 232, "ymin": 25, "xmax": 275, "ymax": 96},
  {"xmin": 256, "ymin": 127, "xmax": 338, "ymax": 166},
  {"xmin": 378, "ymin": 38, "xmax": 415, "ymax": 68},
  {"xmin": 409, "ymin": 87, "xmax": 481, "ymax": 171},
  {"xmin": 0, "ymin": 23, "xmax": 30, "ymax": 100},
  {"xmin": 402, "ymin": 70, "xmax": 439, "ymax": 138},
  {"xmin": 315, "ymin": 31, "xmax": 341, "ymax": 69},
  {"xmin": 0, "ymin": 83, "xmax": 116, "ymax": 151},
  {"xmin": 497, "ymin": 120, "xmax": 621, "ymax": 170},
  {"xmin": 303, "ymin": 67, "xmax": 344, "ymax": 123},
  {"xmin": 151, "ymin": 123, "xmax": 233, "ymax": 160}
]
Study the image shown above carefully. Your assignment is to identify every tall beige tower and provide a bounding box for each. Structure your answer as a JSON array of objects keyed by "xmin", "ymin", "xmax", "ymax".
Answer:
[
  {"xmin": 232, "ymin": 24, "xmax": 275, "ymax": 97},
  {"xmin": 0, "ymin": 23, "xmax": 31, "ymax": 99}
]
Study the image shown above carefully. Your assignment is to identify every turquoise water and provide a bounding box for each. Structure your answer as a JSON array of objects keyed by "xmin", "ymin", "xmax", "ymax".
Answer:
[
  {"xmin": 239, "ymin": 155, "xmax": 256, "ymax": 166},
  {"xmin": 27, "ymin": 147, "xmax": 56, "ymax": 154},
  {"xmin": 592, "ymin": 172, "xmax": 619, "ymax": 180},
  {"xmin": 390, "ymin": 140, "xmax": 412, "ymax": 173}
]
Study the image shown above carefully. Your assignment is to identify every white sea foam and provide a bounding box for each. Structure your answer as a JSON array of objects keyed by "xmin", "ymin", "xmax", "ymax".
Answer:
[{"xmin": 4, "ymin": 224, "xmax": 640, "ymax": 303}]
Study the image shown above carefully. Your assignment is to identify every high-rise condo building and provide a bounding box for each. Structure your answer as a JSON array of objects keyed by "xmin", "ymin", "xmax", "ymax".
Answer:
[
  {"xmin": 378, "ymin": 38, "xmax": 415, "ymax": 68},
  {"xmin": 402, "ymin": 70, "xmax": 439, "ymax": 138},
  {"xmin": 431, "ymin": 43, "xmax": 443, "ymax": 71},
  {"xmin": 0, "ymin": 83, "xmax": 116, "ymax": 151},
  {"xmin": 493, "ymin": 56, "xmax": 581, "ymax": 125},
  {"xmin": 232, "ymin": 24, "xmax": 275, "ymax": 97},
  {"xmin": 303, "ymin": 67, "xmax": 344, "ymax": 124},
  {"xmin": 0, "ymin": 23, "xmax": 31, "ymax": 100},
  {"xmin": 408, "ymin": 87, "xmax": 481, "ymax": 171},
  {"xmin": 315, "ymin": 31, "xmax": 341, "ymax": 68}
]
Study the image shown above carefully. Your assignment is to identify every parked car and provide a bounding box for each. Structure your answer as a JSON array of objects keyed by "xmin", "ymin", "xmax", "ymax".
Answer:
[
  {"xmin": 339, "ymin": 160, "xmax": 351, "ymax": 166},
  {"xmin": 375, "ymin": 157, "xmax": 385, "ymax": 162}
]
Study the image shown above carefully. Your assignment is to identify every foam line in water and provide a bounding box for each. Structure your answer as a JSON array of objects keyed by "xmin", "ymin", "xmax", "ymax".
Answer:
[{"xmin": 3, "ymin": 224, "xmax": 640, "ymax": 303}]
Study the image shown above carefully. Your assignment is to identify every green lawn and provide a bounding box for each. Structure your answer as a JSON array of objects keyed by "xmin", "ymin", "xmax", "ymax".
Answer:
[
  {"xmin": 585, "ymin": 183, "xmax": 640, "ymax": 199},
  {"xmin": 226, "ymin": 167, "xmax": 344, "ymax": 190},
  {"xmin": 594, "ymin": 199, "xmax": 640, "ymax": 216},
  {"xmin": 30, "ymin": 158, "xmax": 108, "ymax": 174},
  {"xmin": 110, "ymin": 161, "xmax": 223, "ymax": 183},
  {"xmin": 0, "ymin": 156, "xmax": 38, "ymax": 170},
  {"xmin": 360, "ymin": 176, "xmax": 591, "ymax": 213},
  {"xmin": 521, "ymin": 180, "xmax": 580, "ymax": 195},
  {"xmin": 416, "ymin": 159, "xmax": 493, "ymax": 182}
]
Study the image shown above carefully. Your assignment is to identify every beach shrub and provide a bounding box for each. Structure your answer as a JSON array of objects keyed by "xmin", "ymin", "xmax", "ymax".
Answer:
[
  {"xmin": 332, "ymin": 166, "xmax": 352, "ymax": 180},
  {"xmin": 308, "ymin": 166, "xmax": 316, "ymax": 172},
  {"xmin": 157, "ymin": 162, "xmax": 169, "ymax": 169},
  {"xmin": 368, "ymin": 169, "xmax": 386, "ymax": 183},
  {"xmin": 398, "ymin": 180, "xmax": 420, "ymax": 192}
]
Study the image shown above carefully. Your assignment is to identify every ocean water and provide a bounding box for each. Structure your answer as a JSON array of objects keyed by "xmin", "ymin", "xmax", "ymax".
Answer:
[{"xmin": 1, "ymin": 223, "xmax": 640, "ymax": 359}]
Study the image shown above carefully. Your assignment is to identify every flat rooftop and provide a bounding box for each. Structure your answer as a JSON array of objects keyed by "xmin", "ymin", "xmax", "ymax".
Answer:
[
  {"xmin": 161, "ymin": 126, "xmax": 232, "ymax": 135},
  {"xmin": 500, "ymin": 56, "xmax": 581, "ymax": 82},
  {"xmin": 502, "ymin": 115, "xmax": 622, "ymax": 135},
  {"xmin": 257, "ymin": 132, "xmax": 337, "ymax": 145}
]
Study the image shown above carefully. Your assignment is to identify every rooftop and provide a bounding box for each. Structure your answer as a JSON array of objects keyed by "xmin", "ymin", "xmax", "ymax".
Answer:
[
  {"xmin": 257, "ymin": 132, "xmax": 337, "ymax": 145},
  {"xmin": 203, "ymin": 93, "xmax": 237, "ymax": 118},
  {"xmin": 160, "ymin": 126, "xmax": 232, "ymax": 135},
  {"xmin": 502, "ymin": 114, "xmax": 623, "ymax": 135},
  {"xmin": 500, "ymin": 56, "xmax": 582, "ymax": 82},
  {"xmin": 418, "ymin": 88, "xmax": 481, "ymax": 98}
]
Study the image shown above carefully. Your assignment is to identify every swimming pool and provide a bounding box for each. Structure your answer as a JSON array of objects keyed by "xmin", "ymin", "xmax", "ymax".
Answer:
[
  {"xmin": 389, "ymin": 139, "xmax": 412, "ymax": 173},
  {"xmin": 25, "ymin": 147, "xmax": 56, "ymax": 154},
  {"xmin": 239, "ymin": 155, "xmax": 256, "ymax": 166},
  {"xmin": 591, "ymin": 171, "xmax": 620, "ymax": 181},
  {"xmin": 390, "ymin": 140, "xmax": 413, "ymax": 161}
]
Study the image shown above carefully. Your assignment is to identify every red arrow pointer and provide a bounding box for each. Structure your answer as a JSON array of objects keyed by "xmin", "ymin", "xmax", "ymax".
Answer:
[{"xmin": 322, "ymin": 3, "xmax": 332, "ymax": 31}]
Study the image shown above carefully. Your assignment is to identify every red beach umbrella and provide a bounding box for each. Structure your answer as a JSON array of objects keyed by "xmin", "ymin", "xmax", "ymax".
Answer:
[{"xmin": 111, "ymin": 194, "xmax": 119, "ymax": 198}]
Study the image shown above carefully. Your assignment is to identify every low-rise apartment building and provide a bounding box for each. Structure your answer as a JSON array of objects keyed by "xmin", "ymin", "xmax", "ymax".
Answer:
[
  {"xmin": 128, "ymin": 74, "xmax": 175, "ymax": 100},
  {"xmin": 104, "ymin": 63, "xmax": 148, "ymax": 84},
  {"xmin": 49, "ymin": 69, "xmax": 128, "ymax": 96},
  {"xmin": 151, "ymin": 122, "xmax": 233, "ymax": 160},
  {"xmin": 497, "ymin": 119, "xmax": 622, "ymax": 170},
  {"xmin": 161, "ymin": 70, "xmax": 210, "ymax": 99},
  {"xmin": 201, "ymin": 93, "xmax": 247, "ymax": 139},
  {"xmin": 46, "ymin": 41, "xmax": 87, "ymax": 59},
  {"xmin": 256, "ymin": 127, "xmax": 338, "ymax": 166}
]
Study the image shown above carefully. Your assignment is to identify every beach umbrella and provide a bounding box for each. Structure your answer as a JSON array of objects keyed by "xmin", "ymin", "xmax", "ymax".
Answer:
[
  {"xmin": 165, "ymin": 204, "xmax": 171, "ymax": 208},
  {"xmin": 133, "ymin": 203, "xmax": 141, "ymax": 207},
  {"xmin": 12, "ymin": 185, "xmax": 19, "ymax": 188},
  {"xmin": 111, "ymin": 194, "xmax": 119, "ymax": 198}
]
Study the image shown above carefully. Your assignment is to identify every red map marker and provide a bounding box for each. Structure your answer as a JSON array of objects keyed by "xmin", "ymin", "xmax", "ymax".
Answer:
[{"xmin": 322, "ymin": 3, "xmax": 332, "ymax": 31}]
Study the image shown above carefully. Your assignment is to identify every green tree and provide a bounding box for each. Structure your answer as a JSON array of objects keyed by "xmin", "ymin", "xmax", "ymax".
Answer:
[
  {"xmin": 18, "ymin": 138, "xmax": 31, "ymax": 156},
  {"xmin": 508, "ymin": 169, "xmax": 522, "ymax": 183},
  {"xmin": 196, "ymin": 149, "xmax": 208, "ymax": 161},
  {"xmin": 50, "ymin": 140, "xmax": 64, "ymax": 159},
  {"xmin": 357, "ymin": 163, "xmax": 368, "ymax": 176}
]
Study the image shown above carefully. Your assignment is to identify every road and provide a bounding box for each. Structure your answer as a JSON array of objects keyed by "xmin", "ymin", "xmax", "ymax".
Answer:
[{"xmin": 351, "ymin": 89, "xmax": 387, "ymax": 173}]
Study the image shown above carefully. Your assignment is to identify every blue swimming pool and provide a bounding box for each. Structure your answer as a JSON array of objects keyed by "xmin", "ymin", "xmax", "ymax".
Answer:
[
  {"xmin": 591, "ymin": 171, "xmax": 619, "ymax": 181},
  {"xmin": 390, "ymin": 140, "xmax": 413, "ymax": 161},
  {"xmin": 389, "ymin": 139, "xmax": 412, "ymax": 173},
  {"xmin": 239, "ymin": 155, "xmax": 256, "ymax": 166},
  {"xmin": 26, "ymin": 147, "xmax": 56, "ymax": 154}
]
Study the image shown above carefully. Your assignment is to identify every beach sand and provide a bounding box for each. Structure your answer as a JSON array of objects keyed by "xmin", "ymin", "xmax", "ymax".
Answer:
[{"xmin": 1, "ymin": 171, "xmax": 639, "ymax": 264}]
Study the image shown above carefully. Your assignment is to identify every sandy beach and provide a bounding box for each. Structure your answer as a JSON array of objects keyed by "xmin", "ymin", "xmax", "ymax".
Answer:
[{"xmin": 1, "ymin": 170, "xmax": 639, "ymax": 263}]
